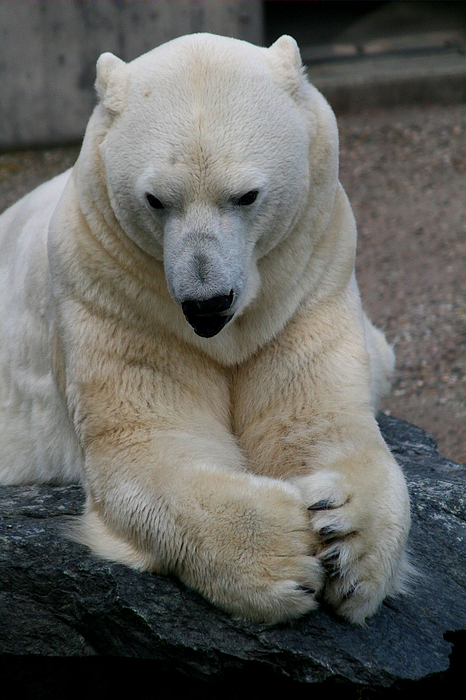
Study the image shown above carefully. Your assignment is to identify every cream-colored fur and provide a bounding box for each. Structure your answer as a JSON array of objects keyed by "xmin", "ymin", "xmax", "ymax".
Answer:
[{"xmin": 0, "ymin": 34, "xmax": 410, "ymax": 624}]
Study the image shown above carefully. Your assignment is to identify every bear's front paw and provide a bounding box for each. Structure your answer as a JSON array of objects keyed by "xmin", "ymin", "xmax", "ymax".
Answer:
[
  {"xmin": 177, "ymin": 478, "xmax": 325, "ymax": 624},
  {"xmin": 291, "ymin": 468, "xmax": 411, "ymax": 623}
]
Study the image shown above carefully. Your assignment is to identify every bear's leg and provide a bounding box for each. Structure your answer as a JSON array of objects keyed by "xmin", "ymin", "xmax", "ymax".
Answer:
[
  {"xmin": 232, "ymin": 298, "xmax": 411, "ymax": 623},
  {"xmin": 69, "ymin": 363, "xmax": 324, "ymax": 624}
]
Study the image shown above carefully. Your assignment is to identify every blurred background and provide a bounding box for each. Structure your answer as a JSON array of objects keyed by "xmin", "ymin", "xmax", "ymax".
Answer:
[{"xmin": 0, "ymin": 1, "xmax": 465, "ymax": 466}]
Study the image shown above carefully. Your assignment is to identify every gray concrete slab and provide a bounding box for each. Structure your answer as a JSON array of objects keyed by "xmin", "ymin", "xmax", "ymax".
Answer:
[
  {"xmin": 308, "ymin": 51, "xmax": 466, "ymax": 113},
  {"xmin": 0, "ymin": 0, "xmax": 263, "ymax": 150}
]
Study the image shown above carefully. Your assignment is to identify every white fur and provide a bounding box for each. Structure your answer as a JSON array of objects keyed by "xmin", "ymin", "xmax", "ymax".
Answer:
[{"xmin": 0, "ymin": 34, "xmax": 410, "ymax": 623}]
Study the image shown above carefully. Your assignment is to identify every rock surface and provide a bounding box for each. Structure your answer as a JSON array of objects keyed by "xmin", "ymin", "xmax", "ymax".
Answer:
[{"xmin": 0, "ymin": 414, "xmax": 465, "ymax": 697}]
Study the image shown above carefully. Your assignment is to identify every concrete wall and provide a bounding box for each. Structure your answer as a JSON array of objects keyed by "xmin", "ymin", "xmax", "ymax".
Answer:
[{"xmin": 0, "ymin": 0, "xmax": 263, "ymax": 149}]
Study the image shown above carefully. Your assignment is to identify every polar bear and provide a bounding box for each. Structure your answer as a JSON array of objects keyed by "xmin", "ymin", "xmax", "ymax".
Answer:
[{"xmin": 0, "ymin": 34, "xmax": 411, "ymax": 624}]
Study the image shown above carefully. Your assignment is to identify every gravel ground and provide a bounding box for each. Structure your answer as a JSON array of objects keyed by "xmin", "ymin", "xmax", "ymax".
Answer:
[
  {"xmin": 0, "ymin": 102, "xmax": 465, "ymax": 466},
  {"xmin": 338, "ymin": 103, "xmax": 466, "ymax": 468}
]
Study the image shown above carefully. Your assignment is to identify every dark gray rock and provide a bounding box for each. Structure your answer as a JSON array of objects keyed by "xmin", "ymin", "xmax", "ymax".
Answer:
[{"xmin": 0, "ymin": 414, "xmax": 465, "ymax": 698}]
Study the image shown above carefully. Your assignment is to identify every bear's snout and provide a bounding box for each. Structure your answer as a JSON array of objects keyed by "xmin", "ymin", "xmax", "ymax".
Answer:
[{"xmin": 181, "ymin": 292, "xmax": 235, "ymax": 338}]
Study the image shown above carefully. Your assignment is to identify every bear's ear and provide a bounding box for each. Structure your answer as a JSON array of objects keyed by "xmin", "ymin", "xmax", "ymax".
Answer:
[
  {"xmin": 267, "ymin": 35, "xmax": 306, "ymax": 98},
  {"xmin": 95, "ymin": 52, "xmax": 128, "ymax": 116}
]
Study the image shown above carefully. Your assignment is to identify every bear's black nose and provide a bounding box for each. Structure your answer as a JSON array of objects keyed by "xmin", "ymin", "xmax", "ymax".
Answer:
[
  {"xmin": 181, "ymin": 292, "xmax": 234, "ymax": 317},
  {"xmin": 181, "ymin": 292, "xmax": 235, "ymax": 338}
]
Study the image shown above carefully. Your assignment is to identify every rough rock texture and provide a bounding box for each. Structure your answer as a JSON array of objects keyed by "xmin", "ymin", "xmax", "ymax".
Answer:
[{"xmin": 0, "ymin": 414, "xmax": 465, "ymax": 697}]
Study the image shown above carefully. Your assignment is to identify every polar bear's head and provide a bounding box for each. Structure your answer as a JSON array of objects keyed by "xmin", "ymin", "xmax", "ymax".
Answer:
[{"xmin": 88, "ymin": 34, "xmax": 338, "ymax": 338}]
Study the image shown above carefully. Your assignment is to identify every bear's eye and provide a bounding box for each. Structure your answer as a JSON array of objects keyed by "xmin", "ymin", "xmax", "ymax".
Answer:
[
  {"xmin": 146, "ymin": 193, "xmax": 165, "ymax": 210},
  {"xmin": 236, "ymin": 190, "xmax": 259, "ymax": 206}
]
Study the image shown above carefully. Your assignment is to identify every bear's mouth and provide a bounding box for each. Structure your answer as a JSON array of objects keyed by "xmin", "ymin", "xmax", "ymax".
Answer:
[
  {"xmin": 183, "ymin": 312, "xmax": 234, "ymax": 338},
  {"xmin": 181, "ymin": 294, "xmax": 235, "ymax": 338}
]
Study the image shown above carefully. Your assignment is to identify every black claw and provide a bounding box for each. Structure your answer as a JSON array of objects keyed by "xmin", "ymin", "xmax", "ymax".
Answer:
[
  {"xmin": 308, "ymin": 499, "xmax": 333, "ymax": 511},
  {"xmin": 319, "ymin": 525, "xmax": 340, "ymax": 536},
  {"xmin": 321, "ymin": 550, "xmax": 341, "ymax": 578},
  {"xmin": 296, "ymin": 585, "xmax": 316, "ymax": 594},
  {"xmin": 343, "ymin": 585, "xmax": 358, "ymax": 600},
  {"xmin": 321, "ymin": 550, "xmax": 339, "ymax": 562},
  {"xmin": 326, "ymin": 566, "xmax": 341, "ymax": 580}
]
